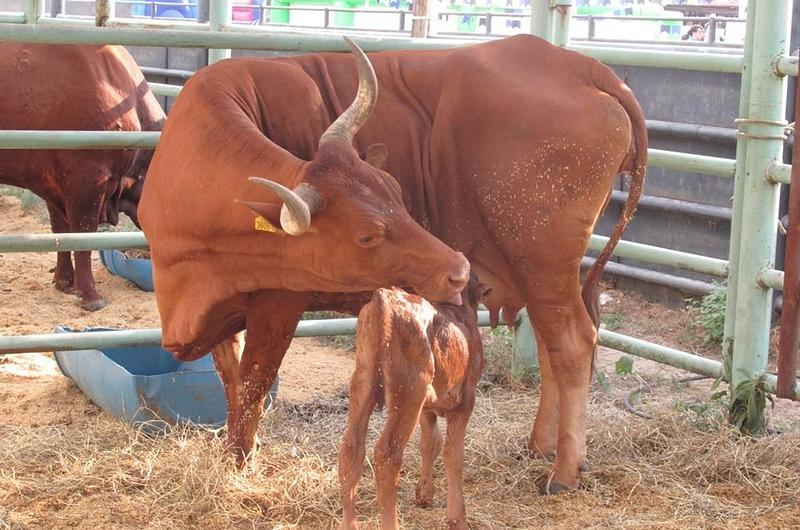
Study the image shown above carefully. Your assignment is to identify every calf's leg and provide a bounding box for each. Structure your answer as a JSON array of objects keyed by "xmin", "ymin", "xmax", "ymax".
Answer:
[
  {"xmin": 442, "ymin": 397, "xmax": 475, "ymax": 530},
  {"xmin": 374, "ymin": 379, "xmax": 428, "ymax": 530},
  {"xmin": 338, "ymin": 361, "xmax": 379, "ymax": 530},
  {"xmin": 415, "ymin": 410, "xmax": 442, "ymax": 507}
]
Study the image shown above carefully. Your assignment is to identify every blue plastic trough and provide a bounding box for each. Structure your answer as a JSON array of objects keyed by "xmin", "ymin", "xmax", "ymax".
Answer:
[
  {"xmin": 99, "ymin": 249, "xmax": 154, "ymax": 291},
  {"xmin": 54, "ymin": 327, "xmax": 278, "ymax": 431}
]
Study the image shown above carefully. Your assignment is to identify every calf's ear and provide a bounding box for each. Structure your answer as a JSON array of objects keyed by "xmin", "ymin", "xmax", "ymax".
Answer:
[{"xmin": 363, "ymin": 143, "xmax": 389, "ymax": 170}]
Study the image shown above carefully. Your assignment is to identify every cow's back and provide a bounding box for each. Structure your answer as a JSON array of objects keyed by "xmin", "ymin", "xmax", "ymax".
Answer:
[{"xmin": 0, "ymin": 44, "xmax": 164, "ymax": 201}]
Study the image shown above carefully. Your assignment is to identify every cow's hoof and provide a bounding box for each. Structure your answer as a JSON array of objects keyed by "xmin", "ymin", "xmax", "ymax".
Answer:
[
  {"xmin": 538, "ymin": 474, "xmax": 578, "ymax": 496},
  {"xmin": 55, "ymin": 280, "xmax": 75, "ymax": 294},
  {"xmin": 80, "ymin": 297, "xmax": 107, "ymax": 312}
]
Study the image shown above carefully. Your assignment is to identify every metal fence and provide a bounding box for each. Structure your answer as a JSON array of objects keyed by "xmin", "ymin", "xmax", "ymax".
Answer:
[{"xmin": 0, "ymin": 1, "xmax": 798, "ymax": 421}]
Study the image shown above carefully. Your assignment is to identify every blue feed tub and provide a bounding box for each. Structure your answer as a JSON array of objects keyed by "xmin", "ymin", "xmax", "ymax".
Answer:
[
  {"xmin": 99, "ymin": 249, "xmax": 154, "ymax": 291},
  {"xmin": 54, "ymin": 326, "xmax": 278, "ymax": 431}
]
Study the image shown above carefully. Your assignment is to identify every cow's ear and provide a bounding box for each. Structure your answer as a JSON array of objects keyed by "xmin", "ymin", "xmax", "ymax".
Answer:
[
  {"xmin": 235, "ymin": 200, "xmax": 283, "ymax": 233},
  {"xmin": 363, "ymin": 143, "xmax": 389, "ymax": 170}
]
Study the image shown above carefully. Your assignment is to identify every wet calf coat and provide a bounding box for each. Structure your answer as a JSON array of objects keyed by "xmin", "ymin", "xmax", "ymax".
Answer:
[{"xmin": 339, "ymin": 280, "xmax": 489, "ymax": 530}]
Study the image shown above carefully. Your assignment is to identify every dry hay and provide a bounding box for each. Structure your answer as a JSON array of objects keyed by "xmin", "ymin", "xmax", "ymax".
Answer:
[{"xmin": 2, "ymin": 381, "xmax": 800, "ymax": 530}]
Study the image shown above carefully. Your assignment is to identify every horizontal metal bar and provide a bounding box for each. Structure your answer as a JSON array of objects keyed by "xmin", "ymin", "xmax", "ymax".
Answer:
[
  {"xmin": 582, "ymin": 257, "xmax": 714, "ymax": 296},
  {"xmin": 588, "ymin": 235, "xmax": 729, "ymax": 277},
  {"xmin": 568, "ymin": 44, "xmax": 743, "ymax": 74},
  {"xmin": 0, "ymin": 13, "xmax": 26, "ymax": 23},
  {"xmin": 148, "ymin": 82, "xmax": 182, "ymax": 97},
  {"xmin": 598, "ymin": 329, "xmax": 723, "ymax": 379},
  {"xmin": 140, "ymin": 65, "xmax": 195, "ymax": 80},
  {"xmin": 757, "ymin": 267, "xmax": 784, "ymax": 290},
  {"xmin": 776, "ymin": 54, "xmax": 799, "ymax": 78},
  {"xmin": 610, "ymin": 190, "xmax": 732, "ymax": 221},
  {"xmin": 0, "ymin": 131, "xmax": 159, "ymax": 149},
  {"xmin": 0, "ymin": 312, "xmax": 501, "ymax": 354},
  {"xmin": 761, "ymin": 370, "xmax": 800, "ymax": 401},
  {"xmin": 0, "ymin": 231, "xmax": 147, "ymax": 252},
  {"xmin": 766, "ymin": 162, "xmax": 792, "ymax": 184},
  {"xmin": 0, "ymin": 23, "xmax": 472, "ymax": 52},
  {"xmin": 646, "ymin": 119, "xmax": 737, "ymax": 143},
  {"xmin": 648, "ymin": 148, "xmax": 737, "ymax": 178},
  {"xmin": 34, "ymin": 14, "xmax": 209, "ymax": 31}
]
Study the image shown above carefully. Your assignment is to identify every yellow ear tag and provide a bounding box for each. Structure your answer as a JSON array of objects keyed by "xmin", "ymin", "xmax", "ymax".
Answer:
[{"xmin": 254, "ymin": 216, "xmax": 278, "ymax": 233}]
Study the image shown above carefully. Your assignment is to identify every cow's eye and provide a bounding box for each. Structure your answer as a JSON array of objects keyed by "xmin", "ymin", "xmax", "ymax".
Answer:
[{"xmin": 356, "ymin": 232, "xmax": 385, "ymax": 248}]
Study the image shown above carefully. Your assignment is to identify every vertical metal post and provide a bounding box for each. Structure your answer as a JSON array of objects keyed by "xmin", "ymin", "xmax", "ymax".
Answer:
[
  {"xmin": 511, "ymin": 310, "xmax": 539, "ymax": 381},
  {"xmin": 723, "ymin": 0, "xmax": 757, "ymax": 386},
  {"xmin": 23, "ymin": 0, "xmax": 44, "ymax": 24},
  {"xmin": 730, "ymin": 0, "xmax": 792, "ymax": 422},
  {"xmin": 529, "ymin": 0, "xmax": 552, "ymax": 41},
  {"xmin": 324, "ymin": 8, "xmax": 330, "ymax": 29},
  {"xmin": 411, "ymin": 0, "xmax": 430, "ymax": 38},
  {"xmin": 588, "ymin": 15, "xmax": 595, "ymax": 41},
  {"xmin": 96, "ymin": 0, "xmax": 116, "ymax": 27},
  {"xmin": 707, "ymin": 15, "xmax": 717, "ymax": 46},
  {"xmin": 777, "ymin": 79, "xmax": 800, "ymax": 398},
  {"xmin": 551, "ymin": 0, "xmax": 572, "ymax": 47},
  {"xmin": 209, "ymin": 0, "xmax": 232, "ymax": 63}
]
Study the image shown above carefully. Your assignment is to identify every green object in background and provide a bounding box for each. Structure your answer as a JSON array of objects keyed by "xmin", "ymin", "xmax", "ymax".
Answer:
[{"xmin": 512, "ymin": 309, "xmax": 539, "ymax": 381}]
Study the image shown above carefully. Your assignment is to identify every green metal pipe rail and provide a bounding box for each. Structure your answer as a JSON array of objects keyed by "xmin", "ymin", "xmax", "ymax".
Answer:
[{"xmin": 1, "ymin": 0, "xmax": 799, "ymax": 412}]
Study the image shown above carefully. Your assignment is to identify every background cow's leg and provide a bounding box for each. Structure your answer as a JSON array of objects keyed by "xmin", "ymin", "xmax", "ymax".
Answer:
[
  {"xmin": 442, "ymin": 397, "xmax": 474, "ymax": 530},
  {"xmin": 525, "ymin": 286, "xmax": 595, "ymax": 493},
  {"xmin": 64, "ymin": 179, "xmax": 106, "ymax": 311},
  {"xmin": 528, "ymin": 329, "xmax": 560, "ymax": 461},
  {"xmin": 374, "ymin": 379, "xmax": 427, "ymax": 530},
  {"xmin": 212, "ymin": 332, "xmax": 245, "ymax": 455},
  {"xmin": 415, "ymin": 410, "xmax": 442, "ymax": 508},
  {"xmin": 45, "ymin": 202, "xmax": 75, "ymax": 293},
  {"xmin": 230, "ymin": 290, "xmax": 307, "ymax": 467},
  {"xmin": 338, "ymin": 356, "xmax": 379, "ymax": 530}
]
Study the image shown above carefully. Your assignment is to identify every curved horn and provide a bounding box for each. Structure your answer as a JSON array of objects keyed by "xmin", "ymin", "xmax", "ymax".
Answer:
[
  {"xmin": 319, "ymin": 36, "xmax": 378, "ymax": 147},
  {"xmin": 249, "ymin": 177, "xmax": 323, "ymax": 236}
]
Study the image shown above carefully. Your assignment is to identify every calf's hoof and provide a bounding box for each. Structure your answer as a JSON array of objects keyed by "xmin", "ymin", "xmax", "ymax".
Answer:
[
  {"xmin": 414, "ymin": 481, "xmax": 435, "ymax": 508},
  {"xmin": 80, "ymin": 296, "xmax": 107, "ymax": 312}
]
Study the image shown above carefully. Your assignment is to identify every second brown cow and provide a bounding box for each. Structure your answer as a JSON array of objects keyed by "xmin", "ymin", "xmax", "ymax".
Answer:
[{"xmin": 339, "ymin": 276, "xmax": 490, "ymax": 530}]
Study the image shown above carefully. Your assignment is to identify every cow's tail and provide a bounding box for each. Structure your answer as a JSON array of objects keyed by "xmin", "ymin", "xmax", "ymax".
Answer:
[{"xmin": 581, "ymin": 65, "xmax": 648, "ymax": 331}]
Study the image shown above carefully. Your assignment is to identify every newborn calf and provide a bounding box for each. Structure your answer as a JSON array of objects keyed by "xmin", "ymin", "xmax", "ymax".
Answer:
[{"xmin": 339, "ymin": 277, "xmax": 490, "ymax": 530}]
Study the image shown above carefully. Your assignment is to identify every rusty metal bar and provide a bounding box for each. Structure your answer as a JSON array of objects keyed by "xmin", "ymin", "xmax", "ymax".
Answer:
[{"xmin": 777, "ymin": 78, "xmax": 800, "ymax": 399}]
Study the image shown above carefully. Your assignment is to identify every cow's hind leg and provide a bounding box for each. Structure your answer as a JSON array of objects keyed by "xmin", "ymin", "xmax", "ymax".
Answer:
[
  {"xmin": 525, "ymin": 284, "xmax": 596, "ymax": 493},
  {"xmin": 528, "ymin": 329, "xmax": 559, "ymax": 461},
  {"xmin": 338, "ymin": 358, "xmax": 379, "ymax": 530},
  {"xmin": 415, "ymin": 410, "xmax": 442, "ymax": 508},
  {"xmin": 230, "ymin": 290, "xmax": 307, "ymax": 467},
  {"xmin": 46, "ymin": 202, "xmax": 74, "ymax": 293},
  {"xmin": 374, "ymin": 378, "xmax": 428, "ymax": 530}
]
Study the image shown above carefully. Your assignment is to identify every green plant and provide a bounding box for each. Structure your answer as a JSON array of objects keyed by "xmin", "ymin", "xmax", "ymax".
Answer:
[
  {"xmin": 692, "ymin": 282, "xmax": 727, "ymax": 344},
  {"xmin": 600, "ymin": 311, "xmax": 624, "ymax": 331},
  {"xmin": 615, "ymin": 355, "xmax": 634, "ymax": 375},
  {"xmin": 729, "ymin": 376, "xmax": 772, "ymax": 435}
]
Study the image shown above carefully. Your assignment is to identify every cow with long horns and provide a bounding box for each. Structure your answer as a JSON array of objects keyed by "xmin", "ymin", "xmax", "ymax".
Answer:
[{"xmin": 138, "ymin": 38, "xmax": 470, "ymax": 461}]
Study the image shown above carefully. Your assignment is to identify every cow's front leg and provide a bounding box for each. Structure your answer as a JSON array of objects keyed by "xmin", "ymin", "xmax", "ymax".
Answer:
[
  {"xmin": 528, "ymin": 330, "xmax": 559, "ymax": 461},
  {"xmin": 46, "ymin": 202, "xmax": 75, "ymax": 293},
  {"xmin": 65, "ymin": 182, "xmax": 106, "ymax": 311},
  {"xmin": 212, "ymin": 332, "xmax": 245, "ymax": 458},
  {"xmin": 230, "ymin": 289, "xmax": 308, "ymax": 467}
]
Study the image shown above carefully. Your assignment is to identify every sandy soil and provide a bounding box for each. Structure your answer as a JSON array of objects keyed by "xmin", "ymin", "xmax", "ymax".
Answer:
[{"xmin": 3, "ymin": 193, "xmax": 800, "ymax": 529}]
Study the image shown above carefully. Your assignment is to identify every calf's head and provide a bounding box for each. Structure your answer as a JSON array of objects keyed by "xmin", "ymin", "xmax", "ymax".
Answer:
[{"xmin": 241, "ymin": 37, "xmax": 469, "ymax": 304}]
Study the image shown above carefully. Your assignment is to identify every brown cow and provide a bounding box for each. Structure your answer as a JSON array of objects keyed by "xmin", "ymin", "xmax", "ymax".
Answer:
[
  {"xmin": 0, "ymin": 44, "xmax": 165, "ymax": 310},
  {"xmin": 138, "ymin": 38, "xmax": 470, "ymax": 462},
  {"xmin": 339, "ymin": 276, "xmax": 489, "ymax": 530},
  {"xmin": 140, "ymin": 34, "xmax": 647, "ymax": 491}
]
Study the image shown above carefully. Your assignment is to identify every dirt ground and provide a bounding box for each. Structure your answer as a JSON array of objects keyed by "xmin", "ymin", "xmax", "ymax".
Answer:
[{"xmin": 3, "ymin": 193, "xmax": 800, "ymax": 529}]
